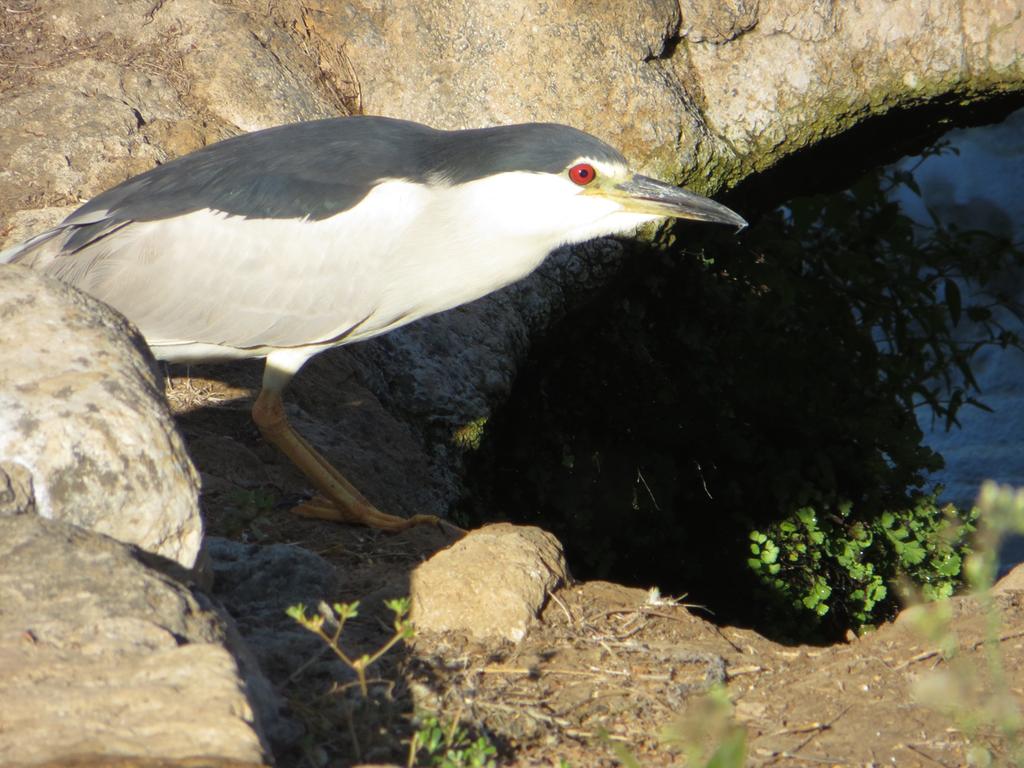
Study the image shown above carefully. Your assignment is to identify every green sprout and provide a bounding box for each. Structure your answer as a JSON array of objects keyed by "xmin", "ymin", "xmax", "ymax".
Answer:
[
  {"xmin": 287, "ymin": 597, "xmax": 414, "ymax": 697},
  {"xmin": 408, "ymin": 714, "xmax": 497, "ymax": 768}
]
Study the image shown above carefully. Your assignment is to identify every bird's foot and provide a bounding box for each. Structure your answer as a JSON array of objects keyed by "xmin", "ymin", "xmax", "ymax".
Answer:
[
  {"xmin": 291, "ymin": 494, "xmax": 465, "ymax": 536},
  {"xmin": 252, "ymin": 390, "xmax": 464, "ymax": 535}
]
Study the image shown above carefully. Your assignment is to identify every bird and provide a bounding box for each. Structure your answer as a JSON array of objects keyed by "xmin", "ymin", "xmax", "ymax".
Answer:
[{"xmin": 2, "ymin": 115, "xmax": 746, "ymax": 532}]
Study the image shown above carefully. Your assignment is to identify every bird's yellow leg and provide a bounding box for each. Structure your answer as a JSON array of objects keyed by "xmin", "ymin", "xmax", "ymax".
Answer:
[{"xmin": 251, "ymin": 388, "xmax": 442, "ymax": 531}]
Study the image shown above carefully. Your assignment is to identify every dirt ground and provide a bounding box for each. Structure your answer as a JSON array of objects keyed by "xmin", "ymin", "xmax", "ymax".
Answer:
[{"xmin": 166, "ymin": 369, "xmax": 1024, "ymax": 768}]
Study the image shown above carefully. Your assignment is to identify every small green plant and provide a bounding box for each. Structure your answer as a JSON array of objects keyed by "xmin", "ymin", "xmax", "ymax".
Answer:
[
  {"xmin": 408, "ymin": 714, "xmax": 497, "ymax": 768},
  {"xmin": 287, "ymin": 597, "xmax": 414, "ymax": 697},
  {"xmin": 748, "ymin": 492, "xmax": 977, "ymax": 631},
  {"xmin": 964, "ymin": 482, "xmax": 1024, "ymax": 590},
  {"xmin": 226, "ymin": 487, "xmax": 278, "ymax": 513},
  {"xmin": 452, "ymin": 417, "xmax": 489, "ymax": 451}
]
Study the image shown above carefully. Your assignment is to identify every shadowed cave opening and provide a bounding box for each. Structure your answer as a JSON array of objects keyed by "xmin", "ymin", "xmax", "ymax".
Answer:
[{"xmin": 460, "ymin": 95, "xmax": 1024, "ymax": 642}]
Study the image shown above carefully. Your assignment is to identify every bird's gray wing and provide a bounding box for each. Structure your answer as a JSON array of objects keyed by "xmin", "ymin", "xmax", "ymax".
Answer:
[
  {"xmin": 3, "ymin": 118, "xmax": 449, "ymax": 352},
  {"xmin": 65, "ymin": 117, "xmax": 443, "ymax": 226}
]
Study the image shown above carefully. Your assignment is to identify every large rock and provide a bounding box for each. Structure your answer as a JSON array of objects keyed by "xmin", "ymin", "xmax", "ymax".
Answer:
[
  {"xmin": 0, "ymin": 515, "xmax": 270, "ymax": 767},
  {"xmin": 0, "ymin": 1, "xmax": 338, "ymax": 224},
  {"xmin": 0, "ymin": 265, "xmax": 202, "ymax": 568}
]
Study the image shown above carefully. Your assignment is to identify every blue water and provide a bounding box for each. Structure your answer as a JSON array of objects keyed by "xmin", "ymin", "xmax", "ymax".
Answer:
[{"xmin": 889, "ymin": 108, "xmax": 1024, "ymax": 572}]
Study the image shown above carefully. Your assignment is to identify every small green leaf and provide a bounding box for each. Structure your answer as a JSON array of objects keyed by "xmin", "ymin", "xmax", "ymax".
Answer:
[
  {"xmin": 385, "ymin": 597, "xmax": 411, "ymax": 617},
  {"xmin": 934, "ymin": 552, "xmax": 962, "ymax": 577},
  {"xmin": 333, "ymin": 601, "xmax": 360, "ymax": 620},
  {"xmin": 901, "ymin": 542, "xmax": 927, "ymax": 565}
]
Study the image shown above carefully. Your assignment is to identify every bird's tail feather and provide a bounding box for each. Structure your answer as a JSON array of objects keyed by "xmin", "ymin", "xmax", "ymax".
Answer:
[{"xmin": 0, "ymin": 228, "xmax": 67, "ymax": 267}]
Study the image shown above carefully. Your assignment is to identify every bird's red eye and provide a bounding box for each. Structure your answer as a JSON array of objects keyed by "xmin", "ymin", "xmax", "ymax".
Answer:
[{"xmin": 568, "ymin": 163, "xmax": 596, "ymax": 186}]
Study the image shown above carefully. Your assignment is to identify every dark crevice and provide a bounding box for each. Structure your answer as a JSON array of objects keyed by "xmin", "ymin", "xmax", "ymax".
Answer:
[{"xmin": 644, "ymin": 32, "xmax": 682, "ymax": 62}]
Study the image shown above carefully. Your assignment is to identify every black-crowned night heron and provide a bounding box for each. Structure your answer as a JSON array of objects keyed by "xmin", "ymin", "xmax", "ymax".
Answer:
[{"xmin": 2, "ymin": 116, "xmax": 745, "ymax": 531}]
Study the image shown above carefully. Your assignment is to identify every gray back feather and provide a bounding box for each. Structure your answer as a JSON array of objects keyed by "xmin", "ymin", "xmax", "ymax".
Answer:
[{"xmin": 63, "ymin": 117, "xmax": 625, "ymax": 234}]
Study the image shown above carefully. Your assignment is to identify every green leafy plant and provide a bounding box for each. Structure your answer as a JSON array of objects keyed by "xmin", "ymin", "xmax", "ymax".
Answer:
[
  {"xmin": 287, "ymin": 597, "xmax": 414, "ymax": 697},
  {"xmin": 408, "ymin": 714, "xmax": 497, "ymax": 768},
  {"xmin": 748, "ymin": 493, "xmax": 977, "ymax": 630}
]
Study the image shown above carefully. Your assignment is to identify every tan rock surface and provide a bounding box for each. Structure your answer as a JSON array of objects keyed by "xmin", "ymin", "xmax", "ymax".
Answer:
[
  {"xmin": 993, "ymin": 561, "xmax": 1024, "ymax": 593},
  {"xmin": 411, "ymin": 523, "xmax": 570, "ymax": 641},
  {"xmin": 0, "ymin": 515, "xmax": 270, "ymax": 767},
  {"xmin": 0, "ymin": 265, "xmax": 202, "ymax": 568}
]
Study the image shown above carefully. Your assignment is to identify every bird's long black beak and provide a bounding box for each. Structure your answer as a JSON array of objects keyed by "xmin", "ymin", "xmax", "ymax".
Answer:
[{"xmin": 612, "ymin": 174, "xmax": 747, "ymax": 230}]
